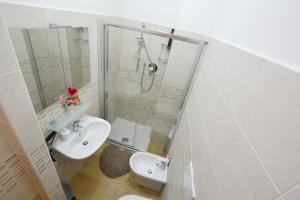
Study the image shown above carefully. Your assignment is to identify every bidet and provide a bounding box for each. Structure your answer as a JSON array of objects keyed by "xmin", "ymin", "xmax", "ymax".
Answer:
[{"xmin": 129, "ymin": 152, "xmax": 168, "ymax": 191}]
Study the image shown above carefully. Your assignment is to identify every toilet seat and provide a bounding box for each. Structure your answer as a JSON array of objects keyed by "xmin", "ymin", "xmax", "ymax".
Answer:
[{"xmin": 118, "ymin": 195, "xmax": 151, "ymax": 200}]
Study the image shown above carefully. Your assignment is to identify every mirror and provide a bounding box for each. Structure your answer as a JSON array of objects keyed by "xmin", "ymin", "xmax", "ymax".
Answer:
[{"xmin": 9, "ymin": 27, "xmax": 91, "ymax": 113}]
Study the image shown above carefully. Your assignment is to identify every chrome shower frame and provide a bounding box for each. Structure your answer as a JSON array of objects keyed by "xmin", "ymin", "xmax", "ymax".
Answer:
[{"xmin": 101, "ymin": 22, "xmax": 208, "ymax": 152}]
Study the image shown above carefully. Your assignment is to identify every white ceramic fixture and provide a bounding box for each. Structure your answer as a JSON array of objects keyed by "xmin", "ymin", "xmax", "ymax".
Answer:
[
  {"xmin": 52, "ymin": 115, "xmax": 111, "ymax": 159},
  {"xmin": 129, "ymin": 152, "xmax": 168, "ymax": 191},
  {"xmin": 118, "ymin": 195, "xmax": 150, "ymax": 200}
]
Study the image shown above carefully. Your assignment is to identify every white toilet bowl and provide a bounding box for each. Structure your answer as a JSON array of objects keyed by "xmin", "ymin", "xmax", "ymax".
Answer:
[
  {"xmin": 129, "ymin": 152, "xmax": 168, "ymax": 192},
  {"xmin": 118, "ymin": 195, "xmax": 151, "ymax": 200}
]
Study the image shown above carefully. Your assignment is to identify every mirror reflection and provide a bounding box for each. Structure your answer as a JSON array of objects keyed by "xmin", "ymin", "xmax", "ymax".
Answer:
[{"xmin": 9, "ymin": 27, "xmax": 90, "ymax": 112}]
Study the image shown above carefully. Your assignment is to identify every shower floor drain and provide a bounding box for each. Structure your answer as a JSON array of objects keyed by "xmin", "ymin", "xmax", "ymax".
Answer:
[{"xmin": 121, "ymin": 137, "xmax": 129, "ymax": 143}]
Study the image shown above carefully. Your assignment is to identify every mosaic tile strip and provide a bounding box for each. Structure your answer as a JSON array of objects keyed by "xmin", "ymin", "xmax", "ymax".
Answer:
[
  {"xmin": 0, "ymin": 153, "xmax": 26, "ymax": 197},
  {"xmin": 31, "ymin": 193, "xmax": 42, "ymax": 200},
  {"xmin": 30, "ymin": 145, "xmax": 52, "ymax": 176}
]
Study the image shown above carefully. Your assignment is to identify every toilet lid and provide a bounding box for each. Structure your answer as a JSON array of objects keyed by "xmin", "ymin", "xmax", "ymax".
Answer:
[{"xmin": 118, "ymin": 195, "xmax": 151, "ymax": 200}]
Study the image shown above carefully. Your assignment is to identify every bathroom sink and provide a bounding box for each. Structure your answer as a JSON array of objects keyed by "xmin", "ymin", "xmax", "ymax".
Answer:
[{"xmin": 52, "ymin": 115, "xmax": 111, "ymax": 160}]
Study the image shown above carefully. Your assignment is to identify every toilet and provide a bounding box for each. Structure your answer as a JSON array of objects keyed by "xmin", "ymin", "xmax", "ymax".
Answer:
[
  {"xmin": 118, "ymin": 195, "xmax": 151, "ymax": 200},
  {"xmin": 129, "ymin": 152, "xmax": 168, "ymax": 192}
]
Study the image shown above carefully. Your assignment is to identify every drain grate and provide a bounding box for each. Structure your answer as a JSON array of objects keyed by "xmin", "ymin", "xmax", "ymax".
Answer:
[{"xmin": 121, "ymin": 137, "xmax": 129, "ymax": 143}]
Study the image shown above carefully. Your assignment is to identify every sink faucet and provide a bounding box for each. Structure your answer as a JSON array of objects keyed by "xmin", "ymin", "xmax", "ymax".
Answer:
[
  {"xmin": 156, "ymin": 160, "xmax": 166, "ymax": 169},
  {"xmin": 73, "ymin": 120, "xmax": 82, "ymax": 132}
]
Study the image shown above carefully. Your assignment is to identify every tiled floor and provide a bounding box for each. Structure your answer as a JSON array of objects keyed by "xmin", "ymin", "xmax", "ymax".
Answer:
[
  {"xmin": 70, "ymin": 143, "xmax": 161, "ymax": 200},
  {"xmin": 147, "ymin": 140, "xmax": 166, "ymax": 156}
]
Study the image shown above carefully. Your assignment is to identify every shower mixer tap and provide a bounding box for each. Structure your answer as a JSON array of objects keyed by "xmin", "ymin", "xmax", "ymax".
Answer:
[{"xmin": 148, "ymin": 63, "xmax": 158, "ymax": 74}]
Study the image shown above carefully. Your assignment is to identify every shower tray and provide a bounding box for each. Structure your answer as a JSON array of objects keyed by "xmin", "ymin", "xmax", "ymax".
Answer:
[{"xmin": 109, "ymin": 118, "xmax": 151, "ymax": 151}]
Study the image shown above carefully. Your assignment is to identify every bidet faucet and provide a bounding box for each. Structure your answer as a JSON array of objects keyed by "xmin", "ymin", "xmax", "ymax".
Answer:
[
  {"xmin": 73, "ymin": 120, "xmax": 82, "ymax": 132},
  {"xmin": 156, "ymin": 160, "xmax": 166, "ymax": 169}
]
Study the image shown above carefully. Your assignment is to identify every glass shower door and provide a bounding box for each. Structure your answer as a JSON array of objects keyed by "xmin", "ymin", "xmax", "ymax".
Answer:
[
  {"xmin": 107, "ymin": 27, "xmax": 163, "ymax": 150},
  {"xmin": 105, "ymin": 25, "xmax": 200, "ymax": 154}
]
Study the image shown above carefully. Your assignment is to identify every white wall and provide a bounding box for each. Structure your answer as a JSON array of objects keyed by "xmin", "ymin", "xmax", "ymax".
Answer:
[
  {"xmin": 0, "ymin": 0, "xmax": 123, "ymax": 16},
  {"xmin": 177, "ymin": 0, "xmax": 300, "ymax": 70},
  {"xmin": 1, "ymin": 0, "xmax": 299, "ymax": 70},
  {"xmin": 121, "ymin": 0, "xmax": 183, "ymax": 27},
  {"xmin": 0, "ymin": 0, "xmax": 184, "ymax": 27}
]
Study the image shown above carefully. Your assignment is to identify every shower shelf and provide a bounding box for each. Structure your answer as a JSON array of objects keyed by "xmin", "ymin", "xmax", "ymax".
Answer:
[
  {"xmin": 49, "ymin": 102, "xmax": 91, "ymax": 132},
  {"xmin": 158, "ymin": 44, "xmax": 170, "ymax": 63}
]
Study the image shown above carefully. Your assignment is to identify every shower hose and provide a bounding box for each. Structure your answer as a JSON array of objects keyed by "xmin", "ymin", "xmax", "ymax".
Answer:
[{"xmin": 141, "ymin": 62, "xmax": 155, "ymax": 92}]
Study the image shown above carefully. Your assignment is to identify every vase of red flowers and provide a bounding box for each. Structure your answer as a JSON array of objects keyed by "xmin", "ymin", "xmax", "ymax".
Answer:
[{"xmin": 60, "ymin": 86, "xmax": 81, "ymax": 111}]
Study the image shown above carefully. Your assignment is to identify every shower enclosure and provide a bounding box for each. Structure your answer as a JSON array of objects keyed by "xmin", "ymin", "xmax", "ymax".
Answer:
[{"xmin": 102, "ymin": 23, "xmax": 207, "ymax": 154}]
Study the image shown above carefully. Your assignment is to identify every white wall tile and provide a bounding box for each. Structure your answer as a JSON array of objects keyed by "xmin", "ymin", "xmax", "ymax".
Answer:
[
  {"xmin": 236, "ymin": 62, "xmax": 300, "ymax": 192},
  {"xmin": 185, "ymin": 91, "xmax": 222, "ymax": 200},
  {"xmin": 0, "ymin": 71, "xmax": 35, "ymax": 122},
  {"xmin": 204, "ymin": 40, "xmax": 265, "ymax": 112},
  {"xmin": 0, "ymin": 120, "xmax": 25, "ymax": 155},
  {"xmin": 0, "ymin": 3, "xmax": 33, "ymax": 28},
  {"xmin": 13, "ymin": 113, "xmax": 45, "ymax": 154},
  {"xmin": 163, "ymin": 31, "xmax": 300, "ymax": 199},
  {"xmin": 284, "ymin": 184, "xmax": 300, "ymax": 200},
  {"xmin": 195, "ymin": 69, "xmax": 279, "ymax": 200},
  {"xmin": 0, "ymin": 14, "xmax": 19, "ymax": 74},
  {"xmin": 0, "ymin": 127, "xmax": 14, "ymax": 158}
]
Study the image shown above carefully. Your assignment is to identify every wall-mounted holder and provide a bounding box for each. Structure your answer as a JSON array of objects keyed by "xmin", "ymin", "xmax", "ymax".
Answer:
[
  {"xmin": 48, "ymin": 102, "xmax": 91, "ymax": 132},
  {"xmin": 158, "ymin": 44, "xmax": 170, "ymax": 63}
]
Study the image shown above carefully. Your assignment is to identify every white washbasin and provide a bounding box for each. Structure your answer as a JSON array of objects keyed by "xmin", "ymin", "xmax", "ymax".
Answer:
[{"xmin": 52, "ymin": 115, "xmax": 111, "ymax": 160}]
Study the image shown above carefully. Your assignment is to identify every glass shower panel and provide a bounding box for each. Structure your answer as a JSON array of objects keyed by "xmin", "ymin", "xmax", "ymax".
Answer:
[{"xmin": 106, "ymin": 26, "xmax": 198, "ymax": 154}]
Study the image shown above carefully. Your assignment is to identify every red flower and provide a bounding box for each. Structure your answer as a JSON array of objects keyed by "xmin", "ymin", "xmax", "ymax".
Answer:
[{"xmin": 68, "ymin": 87, "xmax": 77, "ymax": 95}]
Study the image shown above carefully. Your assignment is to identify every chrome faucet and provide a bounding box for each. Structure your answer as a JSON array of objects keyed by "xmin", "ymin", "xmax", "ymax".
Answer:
[{"xmin": 73, "ymin": 120, "xmax": 82, "ymax": 132}]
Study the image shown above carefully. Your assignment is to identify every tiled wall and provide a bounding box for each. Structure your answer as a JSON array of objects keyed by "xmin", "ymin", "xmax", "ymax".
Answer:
[
  {"xmin": 0, "ymin": 116, "xmax": 38, "ymax": 200},
  {"xmin": 161, "ymin": 36, "xmax": 300, "ymax": 200},
  {"xmin": 0, "ymin": 11, "xmax": 64, "ymax": 199},
  {"xmin": 0, "ymin": 1, "xmax": 101, "ymax": 194}
]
